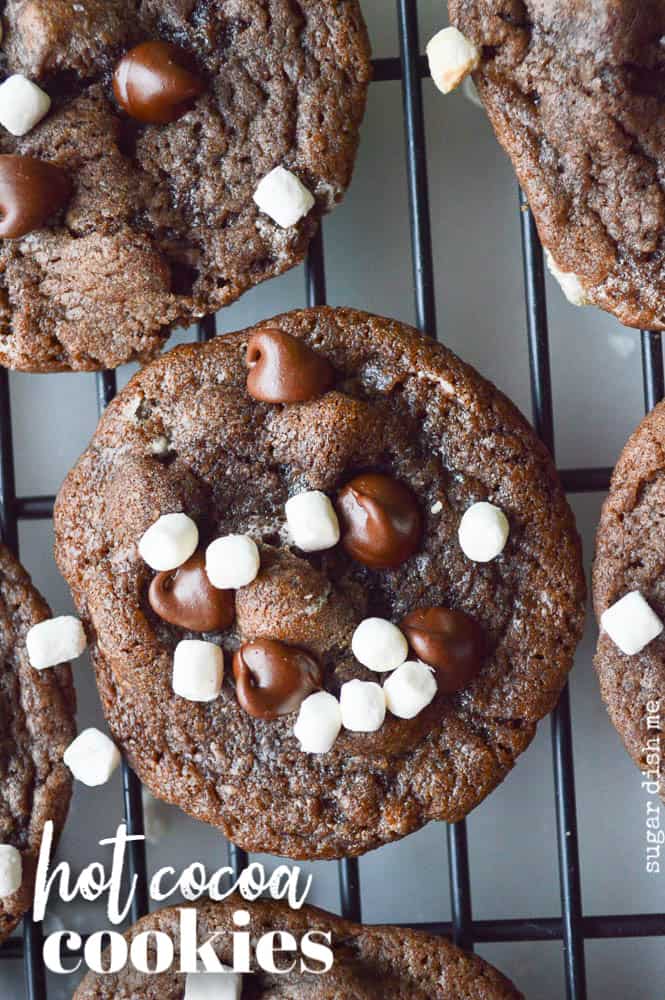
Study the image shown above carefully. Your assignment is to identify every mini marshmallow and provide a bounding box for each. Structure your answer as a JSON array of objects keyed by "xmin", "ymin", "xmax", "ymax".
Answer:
[
  {"xmin": 0, "ymin": 845, "xmax": 22, "ymax": 898},
  {"xmin": 139, "ymin": 513, "xmax": 199, "ymax": 572},
  {"xmin": 26, "ymin": 615, "xmax": 87, "ymax": 670},
  {"xmin": 426, "ymin": 26, "xmax": 480, "ymax": 95},
  {"xmin": 545, "ymin": 250, "xmax": 591, "ymax": 307},
  {"xmin": 205, "ymin": 535, "xmax": 260, "ymax": 589},
  {"xmin": 253, "ymin": 165, "xmax": 315, "ymax": 229},
  {"xmin": 185, "ymin": 967, "xmax": 243, "ymax": 1000},
  {"xmin": 142, "ymin": 789, "xmax": 173, "ymax": 845},
  {"xmin": 0, "ymin": 74, "xmax": 51, "ymax": 136},
  {"xmin": 294, "ymin": 691, "xmax": 342, "ymax": 754},
  {"xmin": 463, "ymin": 75, "xmax": 483, "ymax": 108},
  {"xmin": 64, "ymin": 728, "xmax": 121, "ymax": 787},
  {"xmin": 458, "ymin": 501, "xmax": 509, "ymax": 563},
  {"xmin": 601, "ymin": 591, "xmax": 664, "ymax": 656},
  {"xmin": 173, "ymin": 640, "xmax": 224, "ymax": 702},
  {"xmin": 285, "ymin": 491, "xmax": 340, "ymax": 553},
  {"xmin": 351, "ymin": 618, "xmax": 408, "ymax": 673},
  {"xmin": 340, "ymin": 679, "xmax": 386, "ymax": 733},
  {"xmin": 384, "ymin": 661, "xmax": 438, "ymax": 720}
]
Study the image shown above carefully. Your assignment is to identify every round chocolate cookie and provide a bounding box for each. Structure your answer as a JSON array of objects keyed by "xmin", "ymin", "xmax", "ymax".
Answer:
[
  {"xmin": 594, "ymin": 401, "xmax": 665, "ymax": 795},
  {"xmin": 0, "ymin": 1, "xmax": 370, "ymax": 372},
  {"xmin": 54, "ymin": 307, "xmax": 585, "ymax": 859},
  {"xmin": 72, "ymin": 897, "xmax": 523, "ymax": 999},
  {"xmin": 0, "ymin": 543, "xmax": 76, "ymax": 942},
  {"xmin": 448, "ymin": 1, "xmax": 665, "ymax": 329}
]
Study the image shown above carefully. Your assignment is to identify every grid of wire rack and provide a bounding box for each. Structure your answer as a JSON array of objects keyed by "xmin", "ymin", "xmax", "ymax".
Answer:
[{"xmin": 1, "ymin": 2, "xmax": 665, "ymax": 998}]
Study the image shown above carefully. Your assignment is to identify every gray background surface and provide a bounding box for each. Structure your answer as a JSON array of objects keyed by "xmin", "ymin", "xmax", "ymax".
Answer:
[{"xmin": 3, "ymin": 3, "xmax": 664, "ymax": 997}]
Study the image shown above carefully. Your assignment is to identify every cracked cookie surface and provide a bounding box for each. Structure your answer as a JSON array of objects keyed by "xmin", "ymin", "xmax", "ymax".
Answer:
[
  {"xmin": 0, "ymin": 543, "xmax": 76, "ymax": 942},
  {"xmin": 54, "ymin": 307, "xmax": 585, "ymax": 859},
  {"xmin": 73, "ymin": 896, "xmax": 524, "ymax": 999},
  {"xmin": 449, "ymin": 0, "xmax": 665, "ymax": 329},
  {"xmin": 0, "ymin": 0, "xmax": 370, "ymax": 371},
  {"xmin": 594, "ymin": 401, "xmax": 665, "ymax": 797}
]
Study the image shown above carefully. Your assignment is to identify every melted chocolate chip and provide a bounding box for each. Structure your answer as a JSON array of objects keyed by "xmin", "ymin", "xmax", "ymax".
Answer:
[
  {"xmin": 233, "ymin": 639, "xmax": 323, "ymax": 719},
  {"xmin": 0, "ymin": 155, "xmax": 71, "ymax": 239},
  {"xmin": 246, "ymin": 328, "xmax": 335, "ymax": 403},
  {"xmin": 401, "ymin": 607, "xmax": 485, "ymax": 694},
  {"xmin": 149, "ymin": 551, "xmax": 235, "ymax": 632},
  {"xmin": 113, "ymin": 41, "xmax": 204, "ymax": 124},
  {"xmin": 337, "ymin": 472, "xmax": 422, "ymax": 569}
]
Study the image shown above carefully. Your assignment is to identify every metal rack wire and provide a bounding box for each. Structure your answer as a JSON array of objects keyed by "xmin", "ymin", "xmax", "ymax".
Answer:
[{"xmin": 1, "ymin": 2, "xmax": 664, "ymax": 997}]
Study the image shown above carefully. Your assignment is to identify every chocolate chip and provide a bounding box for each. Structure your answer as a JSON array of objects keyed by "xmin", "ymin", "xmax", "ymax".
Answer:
[
  {"xmin": 337, "ymin": 472, "xmax": 422, "ymax": 569},
  {"xmin": 148, "ymin": 551, "xmax": 235, "ymax": 632},
  {"xmin": 113, "ymin": 41, "xmax": 204, "ymax": 124},
  {"xmin": 246, "ymin": 328, "xmax": 335, "ymax": 403},
  {"xmin": 0, "ymin": 155, "xmax": 71, "ymax": 239},
  {"xmin": 233, "ymin": 639, "xmax": 323, "ymax": 720},
  {"xmin": 401, "ymin": 607, "xmax": 485, "ymax": 694}
]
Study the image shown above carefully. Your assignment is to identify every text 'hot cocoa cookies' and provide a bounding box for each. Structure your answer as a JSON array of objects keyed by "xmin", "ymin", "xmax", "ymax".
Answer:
[{"xmin": 71, "ymin": 897, "xmax": 524, "ymax": 999}]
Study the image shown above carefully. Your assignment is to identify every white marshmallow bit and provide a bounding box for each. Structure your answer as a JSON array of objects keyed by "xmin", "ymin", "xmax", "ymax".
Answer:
[
  {"xmin": 601, "ymin": 591, "xmax": 664, "ymax": 656},
  {"xmin": 139, "ymin": 513, "xmax": 198, "ymax": 572},
  {"xmin": 141, "ymin": 788, "xmax": 173, "ymax": 844},
  {"xmin": 0, "ymin": 845, "xmax": 22, "ymax": 898},
  {"xmin": 384, "ymin": 661, "xmax": 438, "ymax": 720},
  {"xmin": 205, "ymin": 535, "xmax": 260, "ymax": 590},
  {"xmin": 285, "ymin": 491, "xmax": 340, "ymax": 553},
  {"xmin": 64, "ymin": 728, "xmax": 121, "ymax": 787},
  {"xmin": 26, "ymin": 616, "xmax": 86, "ymax": 670},
  {"xmin": 0, "ymin": 74, "xmax": 51, "ymax": 136},
  {"xmin": 173, "ymin": 640, "xmax": 224, "ymax": 702},
  {"xmin": 426, "ymin": 27, "xmax": 480, "ymax": 95},
  {"xmin": 545, "ymin": 250, "xmax": 591, "ymax": 307},
  {"xmin": 294, "ymin": 691, "xmax": 342, "ymax": 754},
  {"xmin": 463, "ymin": 75, "xmax": 483, "ymax": 108},
  {"xmin": 185, "ymin": 967, "xmax": 243, "ymax": 1000},
  {"xmin": 351, "ymin": 618, "xmax": 408, "ymax": 673},
  {"xmin": 458, "ymin": 501, "xmax": 509, "ymax": 563},
  {"xmin": 253, "ymin": 165, "xmax": 315, "ymax": 228},
  {"xmin": 340, "ymin": 679, "xmax": 386, "ymax": 733}
]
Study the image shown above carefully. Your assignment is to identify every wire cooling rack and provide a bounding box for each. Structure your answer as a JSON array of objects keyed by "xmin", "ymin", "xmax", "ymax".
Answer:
[{"xmin": 1, "ymin": 3, "xmax": 665, "ymax": 998}]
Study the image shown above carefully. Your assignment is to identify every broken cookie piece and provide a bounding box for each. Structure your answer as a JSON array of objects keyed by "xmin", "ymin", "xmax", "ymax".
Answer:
[
  {"xmin": 0, "ymin": 0, "xmax": 371, "ymax": 370},
  {"xmin": 449, "ymin": 0, "xmax": 665, "ymax": 329}
]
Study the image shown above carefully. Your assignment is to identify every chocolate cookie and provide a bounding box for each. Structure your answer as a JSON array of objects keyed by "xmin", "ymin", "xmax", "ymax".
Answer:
[
  {"xmin": 72, "ymin": 897, "xmax": 523, "ymax": 999},
  {"xmin": 448, "ymin": 1, "xmax": 665, "ymax": 329},
  {"xmin": 54, "ymin": 307, "xmax": 585, "ymax": 859},
  {"xmin": 594, "ymin": 401, "xmax": 665, "ymax": 795},
  {"xmin": 0, "ymin": 1, "xmax": 370, "ymax": 372},
  {"xmin": 0, "ymin": 543, "xmax": 76, "ymax": 942}
]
